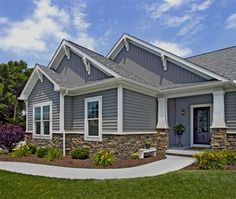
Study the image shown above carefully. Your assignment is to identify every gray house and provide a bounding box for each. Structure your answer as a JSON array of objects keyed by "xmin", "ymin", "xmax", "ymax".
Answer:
[{"xmin": 19, "ymin": 33, "xmax": 236, "ymax": 159}]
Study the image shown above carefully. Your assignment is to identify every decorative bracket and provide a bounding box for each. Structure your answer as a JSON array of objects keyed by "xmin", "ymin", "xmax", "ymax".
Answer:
[
  {"xmin": 36, "ymin": 68, "xmax": 43, "ymax": 82},
  {"xmin": 124, "ymin": 38, "xmax": 129, "ymax": 51},
  {"xmin": 161, "ymin": 54, "xmax": 167, "ymax": 71},
  {"xmin": 82, "ymin": 57, "xmax": 91, "ymax": 75},
  {"xmin": 63, "ymin": 44, "xmax": 70, "ymax": 59}
]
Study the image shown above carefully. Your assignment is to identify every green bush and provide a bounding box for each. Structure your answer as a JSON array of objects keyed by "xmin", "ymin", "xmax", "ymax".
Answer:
[
  {"xmin": 131, "ymin": 152, "xmax": 139, "ymax": 160},
  {"xmin": 0, "ymin": 149, "xmax": 8, "ymax": 155},
  {"xmin": 194, "ymin": 150, "xmax": 226, "ymax": 170},
  {"xmin": 221, "ymin": 150, "xmax": 236, "ymax": 165},
  {"xmin": 71, "ymin": 148, "xmax": 89, "ymax": 159},
  {"xmin": 93, "ymin": 149, "xmax": 115, "ymax": 166},
  {"xmin": 12, "ymin": 144, "xmax": 34, "ymax": 158},
  {"xmin": 44, "ymin": 148, "xmax": 62, "ymax": 161},
  {"xmin": 28, "ymin": 144, "xmax": 37, "ymax": 154},
  {"xmin": 36, "ymin": 147, "xmax": 49, "ymax": 158}
]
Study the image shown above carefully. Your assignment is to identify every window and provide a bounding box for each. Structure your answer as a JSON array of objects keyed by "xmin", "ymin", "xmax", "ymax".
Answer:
[
  {"xmin": 85, "ymin": 96, "xmax": 102, "ymax": 141},
  {"xmin": 33, "ymin": 102, "xmax": 52, "ymax": 137}
]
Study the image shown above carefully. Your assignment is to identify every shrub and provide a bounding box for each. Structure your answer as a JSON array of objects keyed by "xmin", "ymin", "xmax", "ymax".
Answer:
[
  {"xmin": 131, "ymin": 152, "xmax": 139, "ymax": 159},
  {"xmin": 71, "ymin": 148, "xmax": 89, "ymax": 159},
  {"xmin": 44, "ymin": 148, "xmax": 62, "ymax": 161},
  {"xmin": 12, "ymin": 144, "xmax": 34, "ymax": 158},
  {"xmin": 194, "ymin": 150, "xmax": 226, "ymax": 170},
  {"xmin": 221, "ymin": 150, "xmax": 236, "ymax": 165},
  {"xmin": 36, "ymin": 147, "xmax": 49, "ymax": 158},
  {"xmin": 93, "ymin": 149, "xmax": 115, "ymax": 166},
  {"xmin": 0, "ymin": 149, "xmax": 8, "ymax": 155},
  {"xmin": 0, "ymin": 124, "xmax": 24, "ymax": 151}
]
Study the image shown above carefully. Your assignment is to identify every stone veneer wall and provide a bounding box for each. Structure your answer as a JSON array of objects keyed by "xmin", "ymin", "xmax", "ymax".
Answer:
[
  {"xmin": 226, "ymin": 134, "xmax": 236, "ymax": 150},
  {"xmin": 25, "ymin": 131, "xmax": 168, "ymax": 159}
]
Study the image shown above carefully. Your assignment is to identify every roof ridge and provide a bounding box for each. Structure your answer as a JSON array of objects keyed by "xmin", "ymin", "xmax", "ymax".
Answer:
[{"xmin": 187, "ymin": 45, "xmax": 236, "ymax": 59}]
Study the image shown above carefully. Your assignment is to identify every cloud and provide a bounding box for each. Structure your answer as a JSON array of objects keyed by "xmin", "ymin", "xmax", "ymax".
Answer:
[
  {"xmin": 225, "ymin": 13, "xmax": 236, "ymax": 29},
  {"xmin": 190, "ymin": 0, "xmax": 214, "ymax": 12},
  {"xmin": 0, "ymin": 17, "xmax": 9, "ymax": 24},
  {"xmin": 152, "ymin": 40, "xmax": 192, "ymax": 57},
  {"xmin": 144, "ymin": 0, "xmax": 185, "ymax": 19},
  {"xmin": 163, "ymin": 14, "xmax": 191, "ymax": 27},
  {"xmin": 0, "ymin": 0, "xmax": 96, "ymax": 55}
]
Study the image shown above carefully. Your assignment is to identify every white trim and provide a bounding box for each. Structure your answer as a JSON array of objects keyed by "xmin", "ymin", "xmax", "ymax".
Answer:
[
  {"xmin": 24, "ymin": 100, "xmax": 28, "ymax": 132},
  {"xmin": 32, "ymin": 101, "xmax": 52, "ymax": 139},
  {"xmin": 117, "ymin": 85, "xmax": 123, "ymax": 133},
  {"xmin": 59, "ymin": 92, "xmax": 66, "ymax": 156},
  {"xmin": 156, "ymin": 97, "xmax": 169, "ymax": 129},
  {"xmin": 190, "ymin": 103, "xmax": 212, "ymax": 147},
  {"xmin": 102, "ymin": 131, "xmax": 157, "ymax": 135},
  {"xmin": 84, "ymin": 96, "xmax": 102, "ymax": 141},
  {"xmin": 107, "ymin": 34, "xmax": 228, "ymax": 81}
]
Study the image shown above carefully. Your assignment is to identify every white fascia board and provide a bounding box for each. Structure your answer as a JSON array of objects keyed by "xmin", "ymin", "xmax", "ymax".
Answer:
[
  {"xmin": 107, "ymin": 34, "xmax": 229, "ymax": 81},
  {"xmin": 19, "ymin": 65, "xmax": 60, "ymax": 101},
  {"xmin": 49, "ymin": 40, "xmax": 120, "ymax": 78}
]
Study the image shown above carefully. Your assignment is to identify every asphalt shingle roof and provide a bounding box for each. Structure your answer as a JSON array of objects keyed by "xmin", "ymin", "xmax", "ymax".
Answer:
[{"xmin": 187, "ymin": 46, "xmax": 236, "ymax": 80}]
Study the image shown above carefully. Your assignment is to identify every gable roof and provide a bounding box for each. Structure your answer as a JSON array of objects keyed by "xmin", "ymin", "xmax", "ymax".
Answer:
[
  {"xmin": 187, "ymin": 46, "xmax": 236, "ymax": 80},
  {"xmin": 107, "ymin": 33, "xmax": 229, "ymax": 81}
]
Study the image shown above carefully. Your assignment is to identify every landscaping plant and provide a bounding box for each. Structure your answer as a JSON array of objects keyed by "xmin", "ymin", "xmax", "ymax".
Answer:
[
  {"xmin": 44, "ymin": 148, "xmax": 62, "ymax": 161},
  {"xmin": 36, "ymin": 147, "xmax": 50, "ymax": 158},
  {"xmin": 0, "ymin": 124, "xmax": 24, "ymax": 151},
  {"xmin": 0, "ymin": 149, "xmax": 9, "ymax": 155},
  {"xmin": 93, "ymin": 149, "xmax": 115, "ymax": 166},
  {"xmin": 71, "ymin": 148, "xmax": 89, "ymax": 159},
  {"xmin": 12, "ymin": 144, "xmax": 35, "ymax": 158},
  {"xmin": 131, "ymin": 152, "xmax": 139, "ymax": 160}
]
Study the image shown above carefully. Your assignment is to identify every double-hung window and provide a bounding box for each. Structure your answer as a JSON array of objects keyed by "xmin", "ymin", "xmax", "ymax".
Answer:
[
  {"xmin": 33, "ymin": 102, "xmax": 52, "ymax": 138},
  {"xmin": 85, "ymin": 96, "xmax": 102, "ymax": 141}
]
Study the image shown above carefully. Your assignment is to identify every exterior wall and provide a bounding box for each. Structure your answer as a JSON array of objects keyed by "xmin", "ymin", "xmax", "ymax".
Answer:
[
  {"xmin": 28, "ymin": 75, "xmax": 60, "ymax": 132},
  {"xmin": 168, "ymin": 94, "xmax": 213, "ymax": 147},
  {"xmin": 67, "ymin": 88, "xmax": 117, "ymax": 132},
  {"xmin": 56, "ymin": 51, "xmax": 110, "ymax": 87},
  {"xmin": 123, "ymin": 89, "xmax": 157, "ymax": 131},
  {"xmin": 225, "ymin": 92, "xmax": 236, "ymax": 130},
  {"xmin": 114, "ymin": 44, "xmax": 206, "ymax": 88},
  {"xmin": 25, "ymin": 132, "xmax": 165, "ymax": 159}
]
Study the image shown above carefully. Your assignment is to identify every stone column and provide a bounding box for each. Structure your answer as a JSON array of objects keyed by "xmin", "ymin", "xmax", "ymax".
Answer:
[
  {"xmin": 156, "ymin": 128, "xmax": 169, "ymax": 155},
  {"xmin": 211, "ymin": 89, "xmax": 227, "ymax": 150}
]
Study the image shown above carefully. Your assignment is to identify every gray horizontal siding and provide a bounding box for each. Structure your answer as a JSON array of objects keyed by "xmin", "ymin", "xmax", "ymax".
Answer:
[
  {"xmin": 123, "ymin": 89, "xmax": 157, "ymax": 131},
  {"xmin": 168, "ymin": 94, "xmax": 213, "ymax": 147},
  {"xmin": 71, "ymin": 88, "xmax": 117, "ymax": 132},
  {"xmin": 56, "ymin": 51, "xmax": 110, "ymax": 86},
  {"xmin": 114, "ymin": 43, "xmax": 206, "ymax": 88},
  {"xmin": 225, "ymin": 92, "xmax": 236, "ymax": 129},
  {"xmin": 28, "ymin": 75, "xmax": 60, "ymax": 131}
]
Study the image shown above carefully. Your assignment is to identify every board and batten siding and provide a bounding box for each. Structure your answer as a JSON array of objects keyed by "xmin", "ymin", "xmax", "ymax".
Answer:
[
  {"xmin": 56, "ymin": 51, "xmax": 110, "ymax": 87},
  {"xmin": 123, "ymin": 89, "xmax": 157, "ymax": 131},
  {"xmin": 114, "ymin": 44, "xmax": 206, "ymax": 88},
  {"xmin": 28, "ymin": 75, "xmax": 60, "ymax": 132},
  {"xmin": 225, "ymin": 92, "xmax": 236, "ymax": 130},
  {"xmin": 67, "ymin": 88, "xmax": 117, "ymax": 132}
]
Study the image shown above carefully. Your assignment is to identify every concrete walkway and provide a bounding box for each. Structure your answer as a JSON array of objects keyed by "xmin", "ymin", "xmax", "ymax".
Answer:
[{"xmin": 0, "ymin": 155, "xmax": 195, "ymax": 180}]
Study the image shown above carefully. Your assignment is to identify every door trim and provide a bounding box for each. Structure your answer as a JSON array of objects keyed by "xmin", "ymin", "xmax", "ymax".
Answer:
[{"xmin": 190, "ymin": 103, "xmax": 212, "ymax": 147}]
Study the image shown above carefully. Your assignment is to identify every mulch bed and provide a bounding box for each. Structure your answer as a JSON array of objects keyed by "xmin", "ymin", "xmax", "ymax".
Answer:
[
  {"xmin": 0, "ymin": 154, "xmax": 166, "ymax": 169},
  {"xmin": 182, "ymin": 163, "xmax": 236, "ymax": 170}
]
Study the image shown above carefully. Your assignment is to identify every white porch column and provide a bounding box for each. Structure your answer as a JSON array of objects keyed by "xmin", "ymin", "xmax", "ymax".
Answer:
[
  {"xmin": 211, "ymin": 89, "xmax": 226, "ymax": 128},
  {"xmin": 60, "ymin": 92, "xmax": 65, "ymax": 156},
  {"xmin": 24, "ymin": 100, "xmax": 28, "ymax": 132},
  {"xmin": 156, "ymin": 97, "xmax": 169, "ymax": 129},
  {"xmin": 117, "ymin": 85, "xmax": 123, "ymax": 133}
]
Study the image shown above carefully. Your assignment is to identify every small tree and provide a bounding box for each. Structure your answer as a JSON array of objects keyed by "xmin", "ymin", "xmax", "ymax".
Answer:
[{"xmin": 0, "ymin": 124, "xmax": 24, "ymax": 151}]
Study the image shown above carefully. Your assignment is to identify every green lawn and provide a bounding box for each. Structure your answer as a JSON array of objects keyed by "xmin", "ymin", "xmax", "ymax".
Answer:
[{"xmin": 0, "ymin": 170, "xmax": 236, "ymax": 199}]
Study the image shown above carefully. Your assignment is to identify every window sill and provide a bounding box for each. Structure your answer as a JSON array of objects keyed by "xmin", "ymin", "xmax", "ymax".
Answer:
[
  {"xmin": 33, "ymin": 135, "xmax": 52, "ymax": 139},
  {"xmin": 84, "ymin": 136, "xmax": 102, "ymax": 142}
]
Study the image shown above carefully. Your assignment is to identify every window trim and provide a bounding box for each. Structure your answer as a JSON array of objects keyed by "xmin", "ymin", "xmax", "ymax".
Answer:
[
  {"xmin": 33, "ymin": 101, "xmax": 52, "ymax": 139},
  {"xmin": 84, "ymin": 96, "xmax": 102, "ymax": 141}
]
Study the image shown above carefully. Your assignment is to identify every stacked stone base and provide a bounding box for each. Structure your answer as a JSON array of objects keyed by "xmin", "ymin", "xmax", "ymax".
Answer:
[{"xmin": 25, "ymin": 131, "xmax": 169, "ymax": 159}]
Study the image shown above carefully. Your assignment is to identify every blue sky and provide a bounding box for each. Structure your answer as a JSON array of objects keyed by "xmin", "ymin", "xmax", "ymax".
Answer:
[{"xmin": 0, "ymin": 0, "xmax": 236, "ymax": 67}]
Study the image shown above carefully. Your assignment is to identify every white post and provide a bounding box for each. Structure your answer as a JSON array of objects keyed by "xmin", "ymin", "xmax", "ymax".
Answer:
[
  {"xmin": 60, "ymin": 92, "xmax": 65, "ymax": 156},
  {"xmin": 211, "ymin": 89, "xmax": 226, "ymax": 128},
  {"xmin": 117, "ymin": 85, "xmax": 123, "ymax": 133},
  {"xmin": 24, "ymin": 100, "xmax": 28, "ymax": 132},
  {"xmin": 156, "ymin": 97, "xmax": 169, "ymax": 129}
]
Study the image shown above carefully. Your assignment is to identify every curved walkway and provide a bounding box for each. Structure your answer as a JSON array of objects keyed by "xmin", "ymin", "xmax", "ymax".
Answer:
[{"xmin": 0, "ymin": 155, "xmax": 195, "ymax": 180}]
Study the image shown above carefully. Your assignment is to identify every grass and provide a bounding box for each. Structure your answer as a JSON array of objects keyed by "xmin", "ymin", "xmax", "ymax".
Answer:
[{"xmin": 0, "ymin": 170, "xmax": 236, "ymax": 199}]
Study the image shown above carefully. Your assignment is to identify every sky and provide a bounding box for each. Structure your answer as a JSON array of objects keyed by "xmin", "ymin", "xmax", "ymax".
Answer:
[{"xmin": 0, "ymin": 0, "xmax": 236, "ymax": 67}]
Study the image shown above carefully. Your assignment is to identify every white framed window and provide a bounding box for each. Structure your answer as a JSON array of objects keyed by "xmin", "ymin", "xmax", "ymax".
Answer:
[
  {"xmin": 84, "ymin": 96, "xmax": 102, "ymax": 141},
  {"xmin": 33, "ymin": 101, "xmax": 52, "ymax": 138}
]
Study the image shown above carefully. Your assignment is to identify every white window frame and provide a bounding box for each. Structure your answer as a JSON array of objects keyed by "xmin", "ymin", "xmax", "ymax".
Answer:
[
  {"xmin": 33, "ymin": 101, "xmax": 52, "ymax": 139},
  {"xmin": 84, "ymin": 96, "xmax": 102, "ymax": 141},
  {"xmin": 190, "ymin": 103, "xmax": 212, "ymax": 147}
]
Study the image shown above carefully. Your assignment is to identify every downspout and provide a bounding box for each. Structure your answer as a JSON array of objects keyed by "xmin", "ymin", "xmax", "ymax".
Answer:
[{"xmin": 61, "ymin": 90, "xmax": 68, "ymax": 156}]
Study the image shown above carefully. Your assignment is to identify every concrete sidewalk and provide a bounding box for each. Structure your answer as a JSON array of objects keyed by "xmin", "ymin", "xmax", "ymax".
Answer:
[{"xmin": 0, "ymin": 155, "xmax": 195, "ymax": 180}]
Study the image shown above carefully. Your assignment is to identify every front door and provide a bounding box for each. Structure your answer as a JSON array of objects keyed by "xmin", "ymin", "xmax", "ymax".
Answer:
[{"xmin": 193, "ymin": 107, "xmax": 210, "ymax": 145}]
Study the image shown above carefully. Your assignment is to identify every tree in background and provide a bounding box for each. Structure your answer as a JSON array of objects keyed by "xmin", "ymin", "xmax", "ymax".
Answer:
[{"xmin": 0, "ymin": 61, "xmax": 33, "ymax": 127}]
